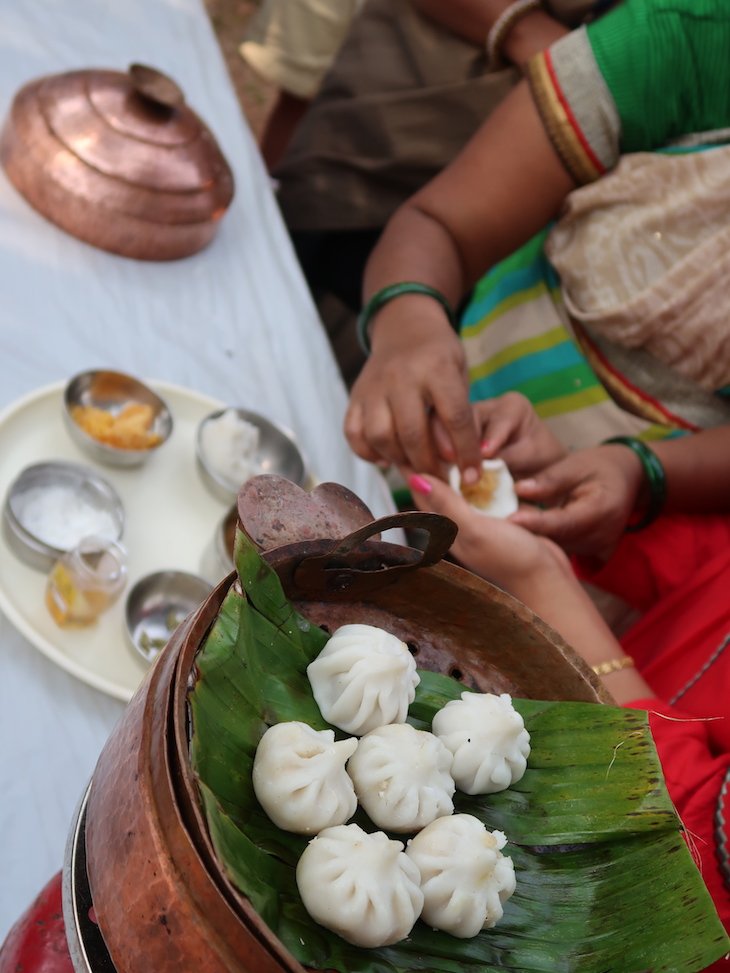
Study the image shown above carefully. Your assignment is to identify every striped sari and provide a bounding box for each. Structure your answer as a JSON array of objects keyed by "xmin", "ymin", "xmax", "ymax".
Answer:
[
  {"xmin": 461, "ymin": 146, "xmax": 730, "ymax": 450},
  {"xmin": 461, "ymin": 229, "xmax": 685, "ymax": 451}
]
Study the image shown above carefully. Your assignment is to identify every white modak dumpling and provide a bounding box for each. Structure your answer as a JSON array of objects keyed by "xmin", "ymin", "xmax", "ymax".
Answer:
[
  {"xmin": 406, "ymin": 814, "xmax": 516, "ymax": 937},
  {"xmin": 449, "ymin": 458, "xmax": 518, "ymax": 518},
  {"xmin": 347, "ymin": 723, "xmax": 455, "ymax": 833},
  {"xmin": 296, "ymin": 823, "xmax": 424, "ymax": 948},
  {"xmin": 307, "ymin": 623, "xmax": 420, "ymax": 736},
  {"xmin": 432, "ymin": 692, "xmax": 530, "ymax": 795},
  {"xmin": 252, "ymin": 721, "xmax": 357, "ymax": 834}
]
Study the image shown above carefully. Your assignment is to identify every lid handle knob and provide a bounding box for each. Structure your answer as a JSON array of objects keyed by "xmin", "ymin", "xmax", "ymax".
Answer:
[{"xmin": 128, "ymin": 63, "xmax": 185, "ymax": 110}]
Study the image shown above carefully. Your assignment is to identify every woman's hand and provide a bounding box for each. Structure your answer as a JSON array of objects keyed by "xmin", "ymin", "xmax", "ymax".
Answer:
[
  {"xmin": 344, "ymin": 297, "xmax": 482, "ymax": 479},
  {"xmin": 479, "ymin": 393, "xmax": 566, "ymax": 474},
  {"xmin": 510, "ymin": 444, "xmax": 645, "ymax": 558},
  {"xmin": 406, "ymin": 470, "xmax": 568, "ymax": 588},
  {"xmin": 407, "ymin": 468, "xmax": 653, "ymax": 705},
  {"xmin": 433, "ymin": 392, "xmax": 566, "ymax": 477}
]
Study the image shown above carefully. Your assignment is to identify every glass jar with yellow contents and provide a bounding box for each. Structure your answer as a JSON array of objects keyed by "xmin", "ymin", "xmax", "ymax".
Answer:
[{"xmin": 46, "ymin": 535, "xmax": 127, "ymax": 627}]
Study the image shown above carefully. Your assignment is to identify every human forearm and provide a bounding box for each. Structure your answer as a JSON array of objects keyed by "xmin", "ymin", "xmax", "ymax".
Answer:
[
  {"xmin": 409, "ymin": 473, "xmax": 652, "ymax": 702},
  {"xmin": 410, "ymin": 0, "xmax": 568, "ymax": 66},
  {"xmin": 364, "ymin": 81, "xmax": 575, "ymax": 310},
  {"xmin": 348, "ymin": 81, "xmax": 574, "ymax": 476},
  {"xmin": 502, "ymin": 10, "xmax": 568, "ymax": 68},
  {"xmin": 349, "ymin": 187, "xmax": 479, "ymax": 475},
  {"xmin": 362, "ymin": 206, "xmax": 467, "ymax": 330},
  {"xmin": 504, "ymin": 547, "xmax": 652, "ymax": 705},
  {"xmin": 652, "ymin": 426, "xmax": 730, "ymax": 514},
  {"xmin": 360, "ymin": 203, "xmax": 468, "ymax": 370}
]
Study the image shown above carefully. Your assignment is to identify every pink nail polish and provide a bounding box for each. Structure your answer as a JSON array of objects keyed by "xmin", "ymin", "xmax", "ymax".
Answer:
[
  {"xmin": 461, "ymin": 466, "xmax": 480, "ymax": 486},
  {"xmin": 408, "ymin": 474, "xmax": 432, "ymax": 495},
  {"xmin": 480, "ymin": 439, "xmax": 492, "ymax": 453}
]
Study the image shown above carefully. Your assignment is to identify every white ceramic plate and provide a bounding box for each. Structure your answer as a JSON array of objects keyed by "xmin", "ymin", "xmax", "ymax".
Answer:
[{"xmin": 0, "ymin": 380, "xmax": 232, "ymax": 703}]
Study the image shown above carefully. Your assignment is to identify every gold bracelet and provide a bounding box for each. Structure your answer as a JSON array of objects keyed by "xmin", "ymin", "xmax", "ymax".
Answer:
[{"xmin": 592, "ymin": 655, "xmax": 635, "ymax": 677}]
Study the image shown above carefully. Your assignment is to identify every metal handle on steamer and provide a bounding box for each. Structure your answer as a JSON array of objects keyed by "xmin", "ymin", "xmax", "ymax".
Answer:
[{"xmin": 292, "ymin": 511, "xmax": 457, "ymax": 598}]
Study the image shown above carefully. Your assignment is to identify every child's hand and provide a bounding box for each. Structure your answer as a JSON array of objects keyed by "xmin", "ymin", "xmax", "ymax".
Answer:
[
  {"xmin": 510, "ymin": 444, "xmax": 645, "ymax": 557},
  {"xmin": 432, "ymin": 392, "xmax": 565, "ymax": 477}
]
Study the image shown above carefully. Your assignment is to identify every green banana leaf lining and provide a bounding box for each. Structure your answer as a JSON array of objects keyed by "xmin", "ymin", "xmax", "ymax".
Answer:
[{"xmin": 187, "ymin": 531, "xmax": 729, "ymax": 972}]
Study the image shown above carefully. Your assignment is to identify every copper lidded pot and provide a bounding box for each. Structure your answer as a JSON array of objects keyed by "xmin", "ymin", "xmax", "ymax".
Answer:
[{"xmin": 0, "ymin": 64, "xmax": 234, "ymax": 260}]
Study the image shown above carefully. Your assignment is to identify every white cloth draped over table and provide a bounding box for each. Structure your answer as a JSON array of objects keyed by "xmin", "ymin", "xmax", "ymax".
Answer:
[{"xmin": 0, "ymin": 0, "xmax": 395, "ymax": 941}]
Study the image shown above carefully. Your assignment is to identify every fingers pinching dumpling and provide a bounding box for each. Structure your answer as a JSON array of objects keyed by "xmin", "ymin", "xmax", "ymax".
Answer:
[
  {"xmin": 296, "ymin": 823, "xmax": 424, "ymax": 947},
  {"xmin": 431, "ymin": 692, "xmax": 530, "ymax": 795},
  {"xmin": 307, "ymin": 623, "xmax": 420, "ymax": 735},
  {"xmin": 252, "ymin": 721, "xmax": 357, "ymax": 834},
  {"xmin": 347, "ymin": 723, "xmax": 455, "ymax": 833},
  {"xmin": 406, "ymin": 814, "xmax": 516, "ymax": 937},
  {"xmin": 449, "ymin": 459, "xmax": 518, "ymax": 518}
]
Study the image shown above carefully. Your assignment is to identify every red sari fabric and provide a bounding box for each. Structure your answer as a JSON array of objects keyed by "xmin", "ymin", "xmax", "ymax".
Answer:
[{"xmin": 577, "ymin": 514, "xmax": 730, "ymax": 968}]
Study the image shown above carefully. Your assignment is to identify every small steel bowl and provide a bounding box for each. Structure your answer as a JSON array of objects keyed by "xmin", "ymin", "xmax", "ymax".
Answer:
[
  {"xmin": 195, "ymin": 407, "xmax": 307, "ymax": 504},
  {"xmin": 2, "ymin": 460, "xmax": 125, "ymax": 571},
  {"xmin": 63, "ymin": 369, "xmax": 173, "ymax": 467},
  {"xmin": 125, "ymin": 570, "xmax": 213, "ymax": 665},
  {"xmin": 199, "ymin": 503, "xmax": 237, "ymax": 583}
]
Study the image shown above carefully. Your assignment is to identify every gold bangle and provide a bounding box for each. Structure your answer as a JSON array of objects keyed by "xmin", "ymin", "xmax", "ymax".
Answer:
[{"xmin": 592, "ymin": 656, "xmax": 635, "ymax": 677}]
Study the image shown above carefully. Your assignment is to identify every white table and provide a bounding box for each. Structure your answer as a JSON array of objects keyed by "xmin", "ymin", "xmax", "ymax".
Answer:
[{"xmin": 0, "ymin": 0, "xmax": 394, "ymax": 943}]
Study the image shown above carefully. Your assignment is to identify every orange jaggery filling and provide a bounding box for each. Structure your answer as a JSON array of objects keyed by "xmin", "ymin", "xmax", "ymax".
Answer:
[
  {"xmin": 71, "ymin": 402, "xmax": 162, "ymax": 450},
  {"xmin": 460, "ymin": 466, "xmax": 500, "ymax": 509}
]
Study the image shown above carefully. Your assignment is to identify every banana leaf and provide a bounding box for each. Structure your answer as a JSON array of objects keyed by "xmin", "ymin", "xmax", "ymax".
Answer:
[{"xmin": 188, "ymin": 530, "xmax": 730, "ymax": 973}]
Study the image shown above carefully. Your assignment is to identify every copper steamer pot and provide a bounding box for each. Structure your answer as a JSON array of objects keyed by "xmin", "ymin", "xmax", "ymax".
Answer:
[
  {"xmin": 0, "ymin": 64, "xmax": 234, "ymax": 260},
  {"xmin": 83, "ymin": 477, "xmax": 609, "ymax": 973}
]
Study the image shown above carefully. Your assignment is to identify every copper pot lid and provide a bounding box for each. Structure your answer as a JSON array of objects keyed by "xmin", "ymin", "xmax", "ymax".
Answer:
[
  {"xmin": 37, "ymin": 65, "xmax": 231, "ymax": 195},
  {"xmin": 0, "ymin": 63, "xmax": 235, "ymax": 260}
]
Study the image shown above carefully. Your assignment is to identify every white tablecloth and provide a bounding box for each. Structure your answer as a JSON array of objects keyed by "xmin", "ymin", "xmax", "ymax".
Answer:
[{"xmin": 0, "ymin": 0, "xmax": 394, "ymax": 943}]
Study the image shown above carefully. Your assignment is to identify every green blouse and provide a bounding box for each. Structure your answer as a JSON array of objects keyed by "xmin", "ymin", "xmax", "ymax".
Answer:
[{"xmin": 527, "ymin": 0, "xmax": 730, "ymax": 182}]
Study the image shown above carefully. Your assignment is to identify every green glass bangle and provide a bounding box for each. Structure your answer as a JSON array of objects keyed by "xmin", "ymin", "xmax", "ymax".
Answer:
[
  {"xmin": 356, "ymin": 282, "xmax": 456, "ymax": 355},
  {"xmin": 603, "ymin": 435, "xmax": 667, "ymax": 532}
]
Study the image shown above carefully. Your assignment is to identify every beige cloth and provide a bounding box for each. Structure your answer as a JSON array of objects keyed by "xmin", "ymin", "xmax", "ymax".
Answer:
[
  {"xmin": 275, "ymin": 0, "xmax": 596, "ymax": 232},
  {"xmin": 240, "ymin": 0, "xmax": 364, "ymax": 99},
  {"xmin": 546, "ymin": 147, "xmax": 730, "ymax": 427}
]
